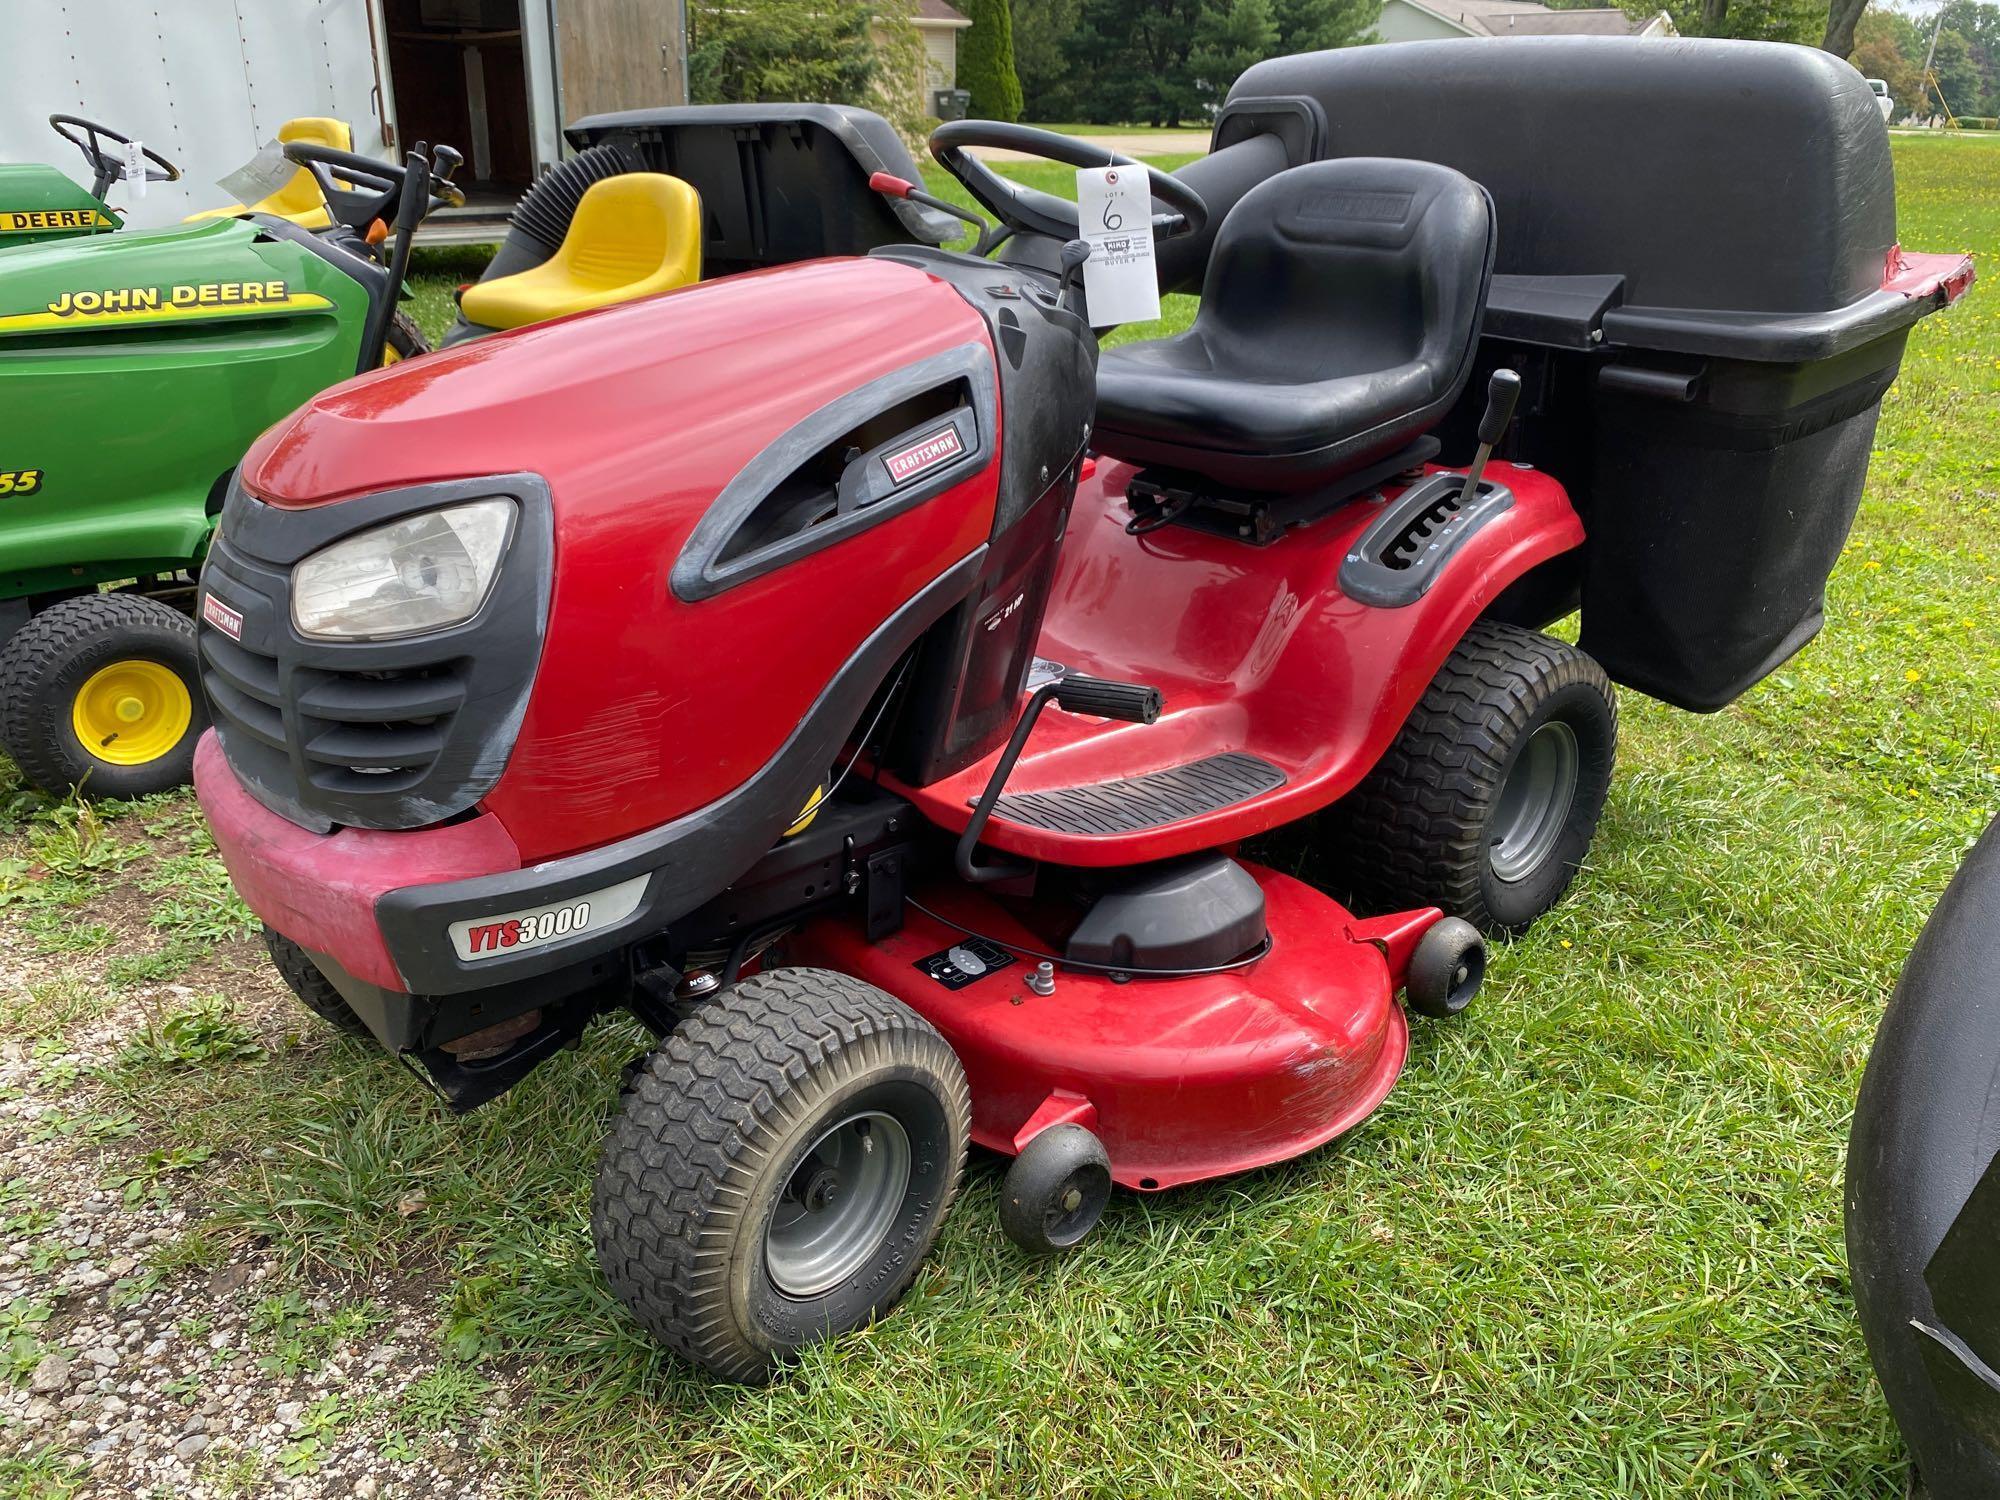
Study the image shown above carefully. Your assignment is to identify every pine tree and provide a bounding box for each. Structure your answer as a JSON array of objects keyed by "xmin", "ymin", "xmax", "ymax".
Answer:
[
  {"xmin": 960, "ymin": 0, "xmax": 1026, "ymax": 121},
  {"xmin": 1191, "ymin": 0, "xmax": 1280, "ymax": 105}
]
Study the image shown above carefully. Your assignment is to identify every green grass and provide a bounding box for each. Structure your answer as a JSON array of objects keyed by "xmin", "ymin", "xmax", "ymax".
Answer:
[{"xmin": 13, "ymin": 136, "xmax": 1998, "ymax": 1495}]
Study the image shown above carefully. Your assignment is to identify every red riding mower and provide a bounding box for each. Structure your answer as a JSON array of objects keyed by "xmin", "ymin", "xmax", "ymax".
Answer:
[{"xmin": 193, "ymin": 40, "xmax": 1970, "ymax": 1381}]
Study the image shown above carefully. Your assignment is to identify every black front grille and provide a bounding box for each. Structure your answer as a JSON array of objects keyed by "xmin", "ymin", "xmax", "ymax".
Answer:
[{"xmin": 198, "ymin": 477, "xmax": 551, "ymax": 833}]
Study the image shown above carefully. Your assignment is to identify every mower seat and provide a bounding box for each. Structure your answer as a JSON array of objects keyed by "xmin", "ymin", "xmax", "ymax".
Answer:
[
  {"xmin": 1092, "ymin": 158, "xmax": 1495, "ymax": 494},
  {"xmin": 457, "ymin": 173, "xmax": 702, "ymax": 330},
  {"xmin": 187, "ymin": 117, "xmax": 352, "ymax": 230}
]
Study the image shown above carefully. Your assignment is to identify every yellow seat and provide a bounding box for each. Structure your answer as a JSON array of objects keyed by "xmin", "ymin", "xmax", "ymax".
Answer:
[
  {"xmin": 458, "ymin": 173, "xmax": 702, "ymax": 331},
  {"xmin": 187, "ymin": 117, "xmax": 351, "ymax": 230}
]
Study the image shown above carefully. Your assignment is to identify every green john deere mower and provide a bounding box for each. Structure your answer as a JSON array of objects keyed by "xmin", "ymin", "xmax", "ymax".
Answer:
[
  {"xmin": 1, "ymin": 115, "xmax": 180, "ymax": 247},
  {"xmin": 0, "ymin": 138, "xmax": 460, "ymax": 798}
]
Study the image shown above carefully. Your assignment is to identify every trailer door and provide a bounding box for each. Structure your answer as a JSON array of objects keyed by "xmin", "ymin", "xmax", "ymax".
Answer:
[
  {"xmin": 553, "ymin": 0, "xmax": 687, "ymax": 120},
  {"xmin": 0, "ymin": 0, "xmax": 391, "ymax": 229}
]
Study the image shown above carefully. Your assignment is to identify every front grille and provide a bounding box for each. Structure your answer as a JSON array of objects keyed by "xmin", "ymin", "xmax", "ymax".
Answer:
[
  {"xmin": 202, "ymin": 626, "xmax": 468, "ymax": 796},
  {"xmin": 198, "ymin": 476, "xmax": 550, "ymax": 832}
]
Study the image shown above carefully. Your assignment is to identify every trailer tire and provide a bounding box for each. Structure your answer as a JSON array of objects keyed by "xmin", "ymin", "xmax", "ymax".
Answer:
[
  {"xmin": 592, "ymin": 967, "xmax": 970, "ymax": 1383},
  {"xmin": 262, "ymin": 926, "xmax": 369, "ymax": 1037},
  {"xmin": 1331, "ymin": 621, "xmax": 1616, "ymax": 934},
  {"xmin": 0, "ymin": 594, "xmax": 207, "ymax": 799}
]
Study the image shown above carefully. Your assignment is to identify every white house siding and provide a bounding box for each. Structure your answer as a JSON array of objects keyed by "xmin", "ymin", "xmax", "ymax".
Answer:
[
  {"xmin": 920, "ymin": 25, "xmax": 959, "ymax": 91},
  {"xmin": 1373, "ymin": 1, "xmax": 1476, "ymax": 41}
]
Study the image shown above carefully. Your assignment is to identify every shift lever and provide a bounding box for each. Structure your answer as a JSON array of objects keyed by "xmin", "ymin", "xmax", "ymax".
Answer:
[{"xmin": 1459, "ymin": 369, "xmax": 1522, "ymax": 502}]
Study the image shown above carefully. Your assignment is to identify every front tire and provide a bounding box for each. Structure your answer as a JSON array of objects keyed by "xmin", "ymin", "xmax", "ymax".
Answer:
[
  {"xmin": 1332, "ymin": 620, "xmax": 1616, "ymax": 933},
  {"xmin": 0, "ymin": 594, "xmax": 207, "ymax": 799},
  {"xmin": 592, "ymin": 968, "xmax": 970, "ymax": 1383},
  {"xmin": 262, "ymin": 926, "xmax": 370, "ymax": 1037}
]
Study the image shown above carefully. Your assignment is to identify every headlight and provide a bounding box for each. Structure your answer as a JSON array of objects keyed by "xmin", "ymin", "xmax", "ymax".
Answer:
[{"xmin": 291, "ymin": 499, "xmax": 515, "ymax": 640}]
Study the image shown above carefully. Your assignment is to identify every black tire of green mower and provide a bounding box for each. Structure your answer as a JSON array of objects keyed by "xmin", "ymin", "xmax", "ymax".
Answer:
[
  {"xmin": 384, "ymin": 309, "xmax": 428, "ymax": 363},
  {"xmin": 261, "ymin": 926, "xmax": 370, "ymax": 1037},
  {"xmin": 592, "ymin": 968, "xmax": 970, "ymax": 1384},
  {"xmin": 0, "ymin": 594, "xmax": 208, "ymax": 800},
  {"xmin": 1329, "ymin": 620, "xmax": 1617, "ymax": 935}
]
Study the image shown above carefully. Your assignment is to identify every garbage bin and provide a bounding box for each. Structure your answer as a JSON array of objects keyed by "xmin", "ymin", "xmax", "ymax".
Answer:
[{"xmin": 932, "ymin": 88, "xmax": 971, "ymax": 121}]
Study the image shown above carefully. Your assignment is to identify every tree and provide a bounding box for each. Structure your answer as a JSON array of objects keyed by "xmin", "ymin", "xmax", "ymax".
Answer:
[
  {"xmin": 1191, "ymin": 0, "xmax": 1280, "ymax": 107},
  {"xmin": 869, "ymin": 0, "xmax": 931, "ymax": 139},
  {"xmin": 1930, "ymin": 27, "xmax": 1986, "ymax": 116},
  {"xmin": 1823, "ymin": 0, "xmax": 1868, "ymax": 59},
  {"xmin": 689, "ymin": 0, "xmax": 876, "ymax": 107},
  {"xmin": 960, "ymin": 0, "xmax": 1026, "ymax": 121},
  {"xmin": 1639, "ymin": 0, "xmax": 1819, "ymax": 44},
  {"xmin": 1270, "ymin": 0, "xmax": 1380, "ymax": 49},
  {"xmin": 1070, "ymin": 0, "xmax": 1208, "ymax": 125},
  {"xmin": 1850, "ymin": 9, "xmax": 1924, "ymax": 114},
  {"xmin": 1013, "ymin": 0, "xmax": 1085, "ymax": 119}
]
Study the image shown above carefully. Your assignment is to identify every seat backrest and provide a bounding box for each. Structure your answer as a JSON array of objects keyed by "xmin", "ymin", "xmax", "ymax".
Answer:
[
  {"xmin": 261, "ymin": 118, "xmax": 354, "ymax": 220},
  {"xmin": 557, "ymin": 172, "xmax": 703, "ymax": 290},
  {"xmin": 1196, "ymin": 157, "xmax": 1494, "ymax": 393}
]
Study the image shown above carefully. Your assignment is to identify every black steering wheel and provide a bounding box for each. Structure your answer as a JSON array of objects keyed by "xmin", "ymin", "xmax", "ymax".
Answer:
[
  {"xmin": 928, "ymin": 121, "xmax": 1208, "ymax": 245},
  {"xmin": 49, "ymin": 114, "xmax": 180, "ymax": 201},
  {"xmin": 282, "ymin": 139, "xmax": 465, "ymax": 234}
]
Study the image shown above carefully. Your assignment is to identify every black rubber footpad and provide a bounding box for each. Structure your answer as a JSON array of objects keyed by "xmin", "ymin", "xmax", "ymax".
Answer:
[{"xmin": 991, "ymin": 752, "xmax": 1286, "ymax": 836}]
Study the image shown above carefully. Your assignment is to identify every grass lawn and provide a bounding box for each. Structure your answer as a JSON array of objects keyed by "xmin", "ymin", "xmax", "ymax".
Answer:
[{"xmin": 2, "ymin": 137, "xmax": 1995, "ymax": 1496}]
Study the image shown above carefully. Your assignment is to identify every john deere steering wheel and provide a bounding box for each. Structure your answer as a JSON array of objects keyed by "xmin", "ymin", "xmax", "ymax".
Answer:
[
  {"xmin": 282, "ymin": 140, "xmax": 465, "ymax": 235},
  {"xmin": 928, "ymin": 121, "xmax": 1208, "ymax": 246},
  {"xmin": 49, "ymin": 114, "xmax": 181, "ymax": 202}
]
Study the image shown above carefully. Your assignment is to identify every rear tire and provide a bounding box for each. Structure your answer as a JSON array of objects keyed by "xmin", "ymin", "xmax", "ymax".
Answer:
[
  {"xmin": 592, "ymin": 968, "xmax": 970, "ymax": 1383},
  {"xmin": 262, "ymin": 926, "xmax": 369, "ymax": 1037},
  {"xmin": 0, "ymin": 594, "xmax": 207, "ymax": 799},
  {"xmin": 1331, "ymin": 620, "xmax": 1616, "ymax": 934}
]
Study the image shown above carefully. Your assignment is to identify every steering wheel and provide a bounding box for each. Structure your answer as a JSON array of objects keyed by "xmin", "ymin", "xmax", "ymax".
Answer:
[
  {"xmin": 928, "ymin": 121, "xmax": 1207, "ymax": 245},
  {"xmin": 282, "ymin": 140, "xmax": 465, "ymax": 234},
  {"xmin": 49, "ymin": 114, "xmax": 180, "ymax": 200}
]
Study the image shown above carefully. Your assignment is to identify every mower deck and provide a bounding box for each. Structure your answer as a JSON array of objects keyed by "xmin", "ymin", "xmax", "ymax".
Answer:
[{"xmin": 785, "ymin": 864, "xmax": 1433, "ymax": 1190}]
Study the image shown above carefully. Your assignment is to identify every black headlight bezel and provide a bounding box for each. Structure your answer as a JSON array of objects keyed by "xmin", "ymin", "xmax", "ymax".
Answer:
[{"xmin": 197, "ymin": 473, "xmax": 554, "ymax": 833}]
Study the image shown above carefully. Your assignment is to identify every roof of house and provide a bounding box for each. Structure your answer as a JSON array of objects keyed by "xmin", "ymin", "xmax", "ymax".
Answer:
[
  {"xmin": 1392, "ymin": 0, "xmax": 1669, "ymax": 36},
  {"xmin": 913, "ymin": 0, "xmax": 971, "ymax": 24}
]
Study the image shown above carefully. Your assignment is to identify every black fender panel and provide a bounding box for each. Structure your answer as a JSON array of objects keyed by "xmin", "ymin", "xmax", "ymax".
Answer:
[{"xmin": 1847, "ymin": 816, "xmax": 2000, "ymax": 1497}]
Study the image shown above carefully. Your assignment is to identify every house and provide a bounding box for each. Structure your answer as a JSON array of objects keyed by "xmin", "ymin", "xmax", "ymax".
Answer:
[
  {"xmin": 914, "ymin": 0, "xmax": 973, "ymax": 98},
  {"xmin": 1374, "ymin": 0, "xmax": 1678, "ymax": 43}
]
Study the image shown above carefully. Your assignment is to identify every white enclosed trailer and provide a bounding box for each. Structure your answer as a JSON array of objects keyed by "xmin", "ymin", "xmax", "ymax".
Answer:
[{"xmin": 0, "ymin": 0, "xmax": 686, "ymax": 238}]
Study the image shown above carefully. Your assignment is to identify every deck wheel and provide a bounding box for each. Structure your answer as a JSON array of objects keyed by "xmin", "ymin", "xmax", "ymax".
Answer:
[
  {"xmin": 1000, "ymin": 1122, "xmax": 1113, "ymax": 1254},
  {"xmin": 1407, "ymin": 916, "xmax": 1487, "ymax": 1019}
]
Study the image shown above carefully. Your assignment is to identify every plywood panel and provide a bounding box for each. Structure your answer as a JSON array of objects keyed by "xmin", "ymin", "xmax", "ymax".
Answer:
[{"xmin": 555, "ymin": 0, "xmax": 685, "ymax": 119}]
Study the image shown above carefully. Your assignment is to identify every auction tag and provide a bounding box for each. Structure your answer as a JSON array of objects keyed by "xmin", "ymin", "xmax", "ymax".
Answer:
[
  {"xmin": 124, "ymin": 139, "xmax": 147, "ymax": 198},
  {"xmin": 217, "ymin": 140, "xmax": 296, "ymax": 210},
  {"xmin": 1075, "ymin": 165, "xmax": 1160, "ymax": 328}
]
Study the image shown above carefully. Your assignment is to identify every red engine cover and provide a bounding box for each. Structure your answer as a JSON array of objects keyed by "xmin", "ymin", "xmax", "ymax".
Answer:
[{"xmin": 240, "ymin": 259, "xmax": 1001, "ymax": 862}]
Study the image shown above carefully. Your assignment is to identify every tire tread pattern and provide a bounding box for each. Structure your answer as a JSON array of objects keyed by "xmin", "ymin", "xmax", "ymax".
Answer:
[
  {"xmin": 0, "ymin": 593, "xmax": 202, "ymax": 798},
  {"xmin": 1330, "ymin": 620, "xmax": 1617, "ymax": 932},
  {"xmin": 591, "ymin": 967, "xmax": 970, "ymax": 1383}
]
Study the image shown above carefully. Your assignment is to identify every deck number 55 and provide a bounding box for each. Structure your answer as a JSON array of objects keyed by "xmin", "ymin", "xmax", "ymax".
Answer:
[{"xmin": 0, "ymin": 469, "xmax": 43, "ymax": 496}]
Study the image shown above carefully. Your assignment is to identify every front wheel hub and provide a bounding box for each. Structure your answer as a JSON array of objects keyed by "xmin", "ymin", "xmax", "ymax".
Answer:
[
  {"xmin": 71, "ymin": 659, "xmax": 193, "ymax": 766},
  {"xmin": 764, "ymin": 1110, "xmax": 912, "ymax": 1299}
]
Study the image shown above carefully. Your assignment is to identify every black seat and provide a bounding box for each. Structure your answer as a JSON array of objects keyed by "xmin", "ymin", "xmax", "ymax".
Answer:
[{"xmin": 1093, "ymin": 158, "xmax": 1496, "ymax": 495}]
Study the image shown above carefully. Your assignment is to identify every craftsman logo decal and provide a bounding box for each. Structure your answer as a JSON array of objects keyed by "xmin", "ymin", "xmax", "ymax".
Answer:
[
  {"xmin": 0, "ymin": 469, "xmax": 42, "ymax": 497},
  {"xmin": 0, "ymin": 280, "xmax": 332, "ymax": 334},
  {"xmin": 882, "ymin": 424, "xmax": 965, "ymax": 486},
  {"xmin": 200, "ymin": 593, "xmax": 243, "ymax": 641},
  {"xmin": 447, "ymin": 874, "xmax": 650, "ymax": 963},
  {"xmin": 0, "ymin": 208, "xmax": 114, "ymax": 233}
]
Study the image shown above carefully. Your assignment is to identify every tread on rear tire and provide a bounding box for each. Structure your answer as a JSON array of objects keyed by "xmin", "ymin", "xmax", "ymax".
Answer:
[
  {"xmin": 1331, "ymin": 620, "xmax": 1617, "ymax": 934},
  {"xmin": 592, "ymin": 967, "xmax": 970, "ymax": 1383}
]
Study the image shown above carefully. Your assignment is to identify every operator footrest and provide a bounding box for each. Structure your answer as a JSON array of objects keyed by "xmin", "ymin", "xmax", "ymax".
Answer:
[{"xmin": 989, "ymin": 752, "xmax": 1286, "ymax": 836}]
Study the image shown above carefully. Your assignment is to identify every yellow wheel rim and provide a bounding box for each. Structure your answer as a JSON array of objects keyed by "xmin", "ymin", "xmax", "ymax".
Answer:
[
  {"xmin": 71, "ymin": 659, "xmax": 193, "ymax": 767},
  {"xmin": 381, "ymin": 342, "xmax": 403, "ymax": 367}
]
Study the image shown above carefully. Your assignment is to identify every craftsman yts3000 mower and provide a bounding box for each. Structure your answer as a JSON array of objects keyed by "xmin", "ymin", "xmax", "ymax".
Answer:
[{"xmin": 194, "ymin": 41, "xmax": 1970, "ymax": 1381}]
